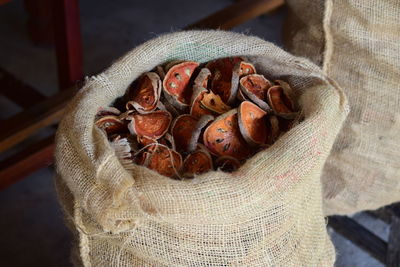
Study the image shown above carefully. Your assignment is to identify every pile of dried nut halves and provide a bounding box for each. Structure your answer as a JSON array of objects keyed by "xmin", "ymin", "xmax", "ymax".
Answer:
[{"xmin": 95, "ymin": 57, "xmax": 299, "ymax": 178}]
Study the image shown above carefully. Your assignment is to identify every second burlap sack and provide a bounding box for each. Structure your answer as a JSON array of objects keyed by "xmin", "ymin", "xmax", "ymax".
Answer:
[
  {"xmin": 284, "ymin": 0, "xmax": 400, "ymax": 215},
  {"xmin": 55, "ymin": 30, "xmax": 348, "ymax": 266}
]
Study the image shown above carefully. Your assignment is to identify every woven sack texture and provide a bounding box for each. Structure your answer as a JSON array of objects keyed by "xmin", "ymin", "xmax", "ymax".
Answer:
[
  {"xmin": 55, "ymin": 30, "xmax": 348, "ymax": 266},
  {"xmin": 284, "ymin": 0, "xmax": 400, "ymax": 215}
]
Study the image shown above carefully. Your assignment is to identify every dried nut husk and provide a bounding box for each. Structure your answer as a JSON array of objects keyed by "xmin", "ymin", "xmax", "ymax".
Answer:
[
  {"xmin": 187, "ymin": 115, "xmax": 214, "ymax": 152},
  {"xmin": 239, "ymin": 74, "xmax": 272, "ymax": 111},
  {"xmin": 118, "ymin": 109, "xmax": 135, "ymax": 121},
  {"xmin": 239, "ymin": 61, "xmax": 256, "ymax": 77},
  {"xmin": 238, "ymin": 101, "xmax": 267, "ymax": 146},
  {"xmin": 155, "ymin": 65, "xmax": 166, "ymax": 80},
  {"xmin": 206, "ymin": 57, "xmax": 242, "ymax": 105},
  {"xmin": 200, "ymin": 90, "xmax": 231, "ymax": 115},
  {"xmin": 171, "ymin": 114, "xmax": 199, "ymax": 153},
  {"xmin": 266, "ymin": 85, "xmax": 297, "ymax": 118},
  {"xmin": 266, "ymin": 115, "xmax": 280, "ymax": 145},
  {"xmin": 126, "ymin": 72, "xmax": 161, "ymax": 113},
  {"xmin": 190, "ymin": 85, "xmax": 214, "ymax": 119},
  {"xmin": 159, "ymin": 132, "xmax": 176, "ymax": 151},
  {"xmin": 194, "ymin": 67, "xmax": 212, "ymax": 88},
  {"xmin": 157, "ymin": 96, "xmax": 180, "ymax": 118},
  {"xmin": 95, "ymin": 115, "xmax": 127, "ymax": 135},
  {"xmin": 182, "ymin": 148, "xmax": 213, "ymax": 178},
  {"xmin": 162, "ymin": 61, "xmax": 200, "ymax": 110},
  {"xmin": 203, "ymin": 109, "xmax": 252, "ymax": 160},
  {"xmin": 96, "ymin": 106, "xmax": 121, "ymax": 119},
  {"xmin": 128, "ymin": 110, "xmax": 171, "ymax": 139},
  {"xmin": 215, "ymin": 156, "xmax": 241, "ymax": 173},
  {"xmin": 163, "ymin": 60, "xmax": 184, "ymax": 72},
  {"xmin": 236, "ymin": 88, "xmax": 249, "ymax": 102},
  {"xmin": 146, "ymin": 144, "xmax": 182, "ymax": 178},
  {"xmin": 137, "ymin": 135, "xmax": 157, "ymax": 146}
]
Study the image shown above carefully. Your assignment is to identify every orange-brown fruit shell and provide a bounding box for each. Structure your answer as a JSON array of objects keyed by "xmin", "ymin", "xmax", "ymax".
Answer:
[
  {"xmin": 200, "ymin": 90, "xmax": 231, "ymax": 115},
  {"xmin": 146, "ymin": 144, "xmax": 182, "ymax": 178},
  {"xmin": 182, "ymin": 149, "xmax": 213, "ymax": 178},
  {"xmin": 126, "ymin": 72, "xmax": 161, "ymax": 113},
  {"xmin": 162, "ymin": 61, "xmax": 200, "ymax": 109},
  {"xmin": 128, "ymin": 110, "xmax": 171, "ymax": 139},
  {"xmin": 238, "ymin": 101, "xmax": 267, "ymax": 146},
  {"xmin": 194, "ymin": 68, "xmax": 211, "ymax": 89},
  {"xmin": 203, "ymin": 109, "xmax": 252, "ymax": 160},
  {"xmin": 95, "ymin": 115, "xmax": 127, "ymax": 136},
  {"xmin": 206, "ymin": 57, "xmax": 243, "ymax": 104},
  {"xmin": 239, "ymin": 74, "xmax": 272, "ymax": 111},
  {"xmin": 171, "ymin": 114, "xmax": 199, "ymax": 153},
  {"xmin": 187, "ymin": 115, "xmax": 214, "ymax": 152},
  {"xmin": 215, "ymin": 156, "xmax": 241, "ymax": 173},
  {"xmin": 266, "ymin": 85, "xmax": 296, "ymax": 117},
  {"xmin": 239, "ymin": 61, "xmax": 257, "ymax": 77},
  {"xmin": 190, "ymin": 85, "xmax": 214, "ymax": 119}
]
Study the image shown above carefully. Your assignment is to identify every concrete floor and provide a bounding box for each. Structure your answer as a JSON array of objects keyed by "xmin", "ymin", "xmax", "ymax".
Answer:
[{"xmin": 0, "ymin": 0, "xmax": 389, "ymax": 266}]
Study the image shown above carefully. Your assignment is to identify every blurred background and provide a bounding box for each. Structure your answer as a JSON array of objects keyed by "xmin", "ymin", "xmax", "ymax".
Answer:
[{"xmin": 0, "ymin": 0, "xmax": 391, "ymax": 266}]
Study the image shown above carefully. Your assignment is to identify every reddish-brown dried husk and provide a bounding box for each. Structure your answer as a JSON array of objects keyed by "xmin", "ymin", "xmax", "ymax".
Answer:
[
  {"xmin": 238, "ymin": 101, "xmax": 267, "ymax": 146},
  {"xmin": 215, "ymin": 156, "xmax": 241, "ymax": 173},
  {"xmin": 267, "ymin": 85, "xmax": 295, "ymax": 114},
  {"xmin": 95, "ymin": 115, "xmax": 127, "ymax": 135},
  {"xmin": 194, "ymin": 68, "xmax": 211, "ymax": 88},
  {"xmin": 206, "ymin": 57, "xmax": 243, "ymax": 104},
  {"xmin": 126, "ymin": 72, "xmax": 161, "ymax": 113},
  {"xmin": 239, "ymin": 74, "xmax": 272, "ymax": 111},
  {"xmin": 182, "ymin": 149, "xmax": 213, "ymax": 177},
  {"xmin": 187, "ymin": 115, "xmax": 214, "ymax": 152},
  {"xmin": 137, "ymin": 136, "xmax": 157, "ymax": 146},
  {"xmin": 265, "ymin": 115, "xmax": 280, "ymax": 145},
  {"xmin": 128, "ymin": 110, "xmax": 171, "ymax": 139},
  {"xmin": 162, "ymin": 61, "xmax": 200, "ymax": 109},
  {"xmin": 96, "ymin": 106, "xmax": 121, "ymax": 118},
  {"xmin": 239, "ymin": 61, "xmax": 256, "ymax": 77},
  {"xmin": 203, "ymin": 109, "xmax": 252, "ymax": 160},
  {"xmin": 171, "ymin": 114, "xmax": 199, "ymax": 153},
  {"xmin": 190, "ymin": 86, "xmax": 214, "ymax": 119},
  {"xmin": 200, "ymin": 91, "xmax": 231, "ymax": 114},
  {"xmin": 146, "ymin": 144, "xmax": 182, "ymax": 178}
]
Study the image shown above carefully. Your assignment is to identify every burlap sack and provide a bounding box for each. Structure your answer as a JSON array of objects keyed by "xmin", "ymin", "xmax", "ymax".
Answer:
[
  {"xmin": 55, "ymin": 30, "xmax": 348, "ymax": 266},
  {"xmin": 284, "ymin": 0, "xmax": 400, "ymax": 215}
]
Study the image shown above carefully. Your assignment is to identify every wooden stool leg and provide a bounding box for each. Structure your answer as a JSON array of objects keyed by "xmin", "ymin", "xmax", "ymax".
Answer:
[
  {"xmin": 387, "ymin": 207, "xmax": 400, "ymax": 267},
  {"xmin": 53, "ymin": 0, "xmax": 83, "ymax": 90}
]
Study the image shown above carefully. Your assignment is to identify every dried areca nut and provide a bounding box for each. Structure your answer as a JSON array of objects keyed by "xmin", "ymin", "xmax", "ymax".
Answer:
[
  {"xmin": 96, "ymin": 106, "xmax": 121, "ymax": 118},
  {"xmin": 200, "ymin": 90, "xmax": 231, "ymax": 115},
  {"xmin": 236, "ymin": 88, "xmax": 249, "ymax": 102},
  {"xmin": 126, "ymin": 72, "xmax": 161, "ymax": 113},
  {"xmin": 239, "ymin": 74, "xmax": 272, "ymax": 111},
  {"xmin": 194, "ymin": 68, "xmax": 211, "ymax": 88},
  {"xmin": 146, "ymin": 144, "xmax": 182, "ymax": 178},
  {"xmin": 182, "ymin": 149, "xmax": 213, "ymax": 178},
  {"xmin": 188, "ymin": 115, "xmax": 214, "ymax": 152},
  {"xmin": 203, "ymin": 109, "xmax": 252, "ymax": 160},
  {"xmin": 118, "ymin": 109, "xmax": 135, "ymax": 121},
  {"xmin": 128, "ymin": 110, "xmax": 171, "ymax": 139},
  {"xmin": 164, "ymin": 60, "xmax": 184, "ymax": 72},
  {"xmin": 157, "ymin": 97, "xmax": 180, "ymax": 118},
  {"xmin": 267, "ymin": 85, "xmax": 297, "ymax": 118},
  {"xmin": 266, "ymin": 115, "xmax": 280, "ymax": 144},
  {"xmin": 156, "ymin": 65, "xmax": 166, "ymax": 80},
  {"xmin": 135, "ymin": 150, "xmax": 152, "ymax": 166},
  {"xmin": 239, "ymin": 61, "xmax": 256, "ymax": 77},
  {"xmin": 163, "ymin": 61, "xmax": 200, "ymax": 109},
  {"xmin": 159, "ymin": 132, "xmax": 176, "ymax": 150},
  {"xmin": 206, "ymin": 57, "xmax": 242, "ymax": 104},
  {"xmin": 137, "ymin": 136, "xmax": 157, "ymax": 146},
  {"xmin": 171, "ymin": 114, "xmax": 198, "ymax": 153},
  {"xmin": 190, "ymin": 85, "xmax": 214, "ymax": 119},
  {"xmin": 238, "ymin": 101, "xmax": 267, "ymax": 146},
  {"xmin": 215, "ymin": 156, "xmax": 241, "ymax": 173},
  {"xmin": 96, "ymin": 115, "xmax": 127, "ymax": 135}
]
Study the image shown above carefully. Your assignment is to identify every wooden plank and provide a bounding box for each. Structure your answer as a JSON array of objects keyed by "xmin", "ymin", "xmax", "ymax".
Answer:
[
  {"xmin": 24, "ymin": 0, "xmax": 54, "ymax": 45},
  {"xmin": 0, "ymin": 67, "xmax": 47, "ymax": 109},
  {"xmin": 0, "ymin": 86, "xmax": 77, "ymax": 152},
  {"xmin": 0, "ymin": 0, "xmax": 11, "ymax": 5},
  {"xmin": 53, "ymin": 0, "xmax": 83, "ymax": 90},
  {"xmin": 387, "ymin": 204, "xmax": 400, "ymax": 267},
  {"xmin": 328, "ymin": 215, "xmax": 387, "ymax": 264},
  {"xmin": 0, "ymin": 135, "xmax": 54, "ymax": 190},
  {"xmin": 185, "ymin": 0, "xmax": 284, "ymax": 30}
]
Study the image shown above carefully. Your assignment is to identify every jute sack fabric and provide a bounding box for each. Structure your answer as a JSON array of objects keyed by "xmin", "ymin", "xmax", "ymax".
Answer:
[
  {"xmin": 55, "ymin": 30, "xmax": 348, "ymax": 266},
  {"xmin": 284, "ymin": 0, "xmax": 400, "ymax": 215}
]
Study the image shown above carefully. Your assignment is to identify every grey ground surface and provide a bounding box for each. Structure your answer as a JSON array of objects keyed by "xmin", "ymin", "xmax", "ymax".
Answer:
[{"xmin": 0, "ymin": 0, "xmax": 388, "ymax": 266}]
